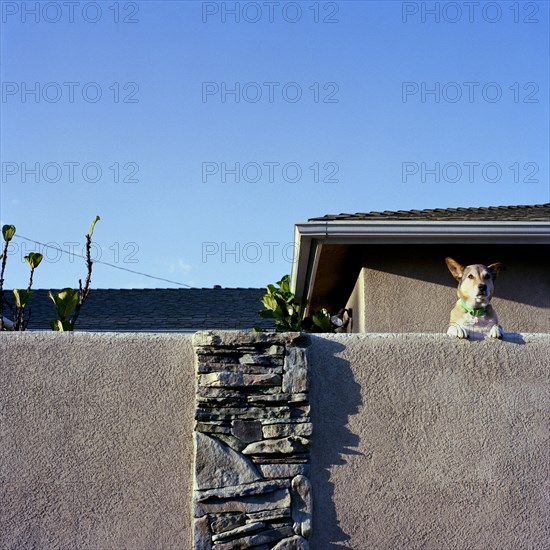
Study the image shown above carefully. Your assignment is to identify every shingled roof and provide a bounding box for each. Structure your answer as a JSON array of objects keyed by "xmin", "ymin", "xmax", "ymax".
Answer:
[
  {"xmin": 309, "ymin": 203, "xmax": 550, "ymax": 222},
  {"xmin": 17, "ymin": 288, "xmax": 274, "ymax": 332}
]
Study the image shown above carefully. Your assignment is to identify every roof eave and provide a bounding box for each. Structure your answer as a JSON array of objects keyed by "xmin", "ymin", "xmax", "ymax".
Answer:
[{"xmin": 290, "ymin": 220, "xmax": 550, "ymax": 303}]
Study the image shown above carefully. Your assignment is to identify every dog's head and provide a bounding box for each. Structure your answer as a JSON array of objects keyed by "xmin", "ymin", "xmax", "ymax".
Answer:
[{"xmin": 445, "ymin": 257, "xmax": 506, "ymax": 308}]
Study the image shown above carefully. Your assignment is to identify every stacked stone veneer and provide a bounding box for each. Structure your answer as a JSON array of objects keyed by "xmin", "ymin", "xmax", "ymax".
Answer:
[{"xmin": 192, "ymin": 331, "xmax": 312, "ymax": 550}]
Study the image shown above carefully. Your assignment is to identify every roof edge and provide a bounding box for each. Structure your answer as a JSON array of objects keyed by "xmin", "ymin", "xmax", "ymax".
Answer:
[{"xmin": 291, "ymin": 220, "xmax": 550, "ymax": 304}]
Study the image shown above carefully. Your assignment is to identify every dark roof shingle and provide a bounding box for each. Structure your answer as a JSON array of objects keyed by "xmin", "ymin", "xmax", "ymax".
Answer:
[
  {"xmin": 18, "ymin": 288, "xmax": 273, "ymax": 332},
  {"xmin": 309, "ymin": 203, "xmax": 550, "ymax": 222}
]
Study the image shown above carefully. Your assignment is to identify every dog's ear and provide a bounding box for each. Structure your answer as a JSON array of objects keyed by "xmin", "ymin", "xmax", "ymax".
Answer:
[
  {"xmin": 445, "ymin": 257, "xmax": 464, "ymax": 282},
  {"xmin": 488, "ymin": 262, "xmax": 506, "ymax": 279}
]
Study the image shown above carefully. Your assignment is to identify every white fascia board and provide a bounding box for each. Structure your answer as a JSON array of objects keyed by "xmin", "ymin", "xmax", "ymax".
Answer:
[
  {"xmin": 295, "ymin": 220, "xmax": 550, "ymax": 240},
  {"xmin": 290, "ymin": 224, "xmax": 312, "ymax": 296},
  {"xmin": 290, "ymin": 220, "xmax": 550, "ymax": 302}
]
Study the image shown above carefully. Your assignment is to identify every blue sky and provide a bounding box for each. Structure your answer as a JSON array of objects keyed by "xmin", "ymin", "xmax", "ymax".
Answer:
[{"xmin": 1, "ymin": 0, "xmax": 549, "ymax": 290}]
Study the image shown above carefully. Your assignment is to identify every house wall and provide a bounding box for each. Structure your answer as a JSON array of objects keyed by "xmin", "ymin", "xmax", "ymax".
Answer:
[
  {"xmin": 346, "ymin": 246, "xmax": 549, "ymax": 333},
  {"xmin": 1, "ymin": 331, "xmax": 548, "ymax": 549},
  {"xmin": 344, "ymin": 275, "xmax": 364, "ymax": 334}
]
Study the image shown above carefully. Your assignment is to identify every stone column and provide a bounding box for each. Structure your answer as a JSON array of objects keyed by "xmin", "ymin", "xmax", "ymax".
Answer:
[{"xmin": 192, "ymin": 331, "xmax": 312, "ymax": 550}]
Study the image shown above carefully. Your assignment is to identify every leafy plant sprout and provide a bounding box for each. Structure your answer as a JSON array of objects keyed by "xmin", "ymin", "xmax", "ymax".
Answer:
[
  {"xmin": 0, "ymin": 216, "xmax": 100, "ymax": 332},
  {"xmin": 256, "ymin": 274, "xmax": 350, "ymax": 333},
  {"xmin": 0, "ymin": 225, "xmax": 44, "ymax": 331},
  {"xmin": 0, "ymin": 225, "xmax": 17, "ymax": 331},
  {"xmin": 49, "ymin": 216, "xmax": 100, "ymax": 331}
]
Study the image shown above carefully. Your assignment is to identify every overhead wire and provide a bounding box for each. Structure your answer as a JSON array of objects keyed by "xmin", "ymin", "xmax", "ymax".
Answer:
[{"xmin": 12, "ymin": 234, "xmax": 195, "ymax": 288}]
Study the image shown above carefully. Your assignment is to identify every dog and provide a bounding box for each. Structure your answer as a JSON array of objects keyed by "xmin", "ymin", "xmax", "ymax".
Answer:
[{"xmin": 445, "ymin": 257, "xmax": 506, "ymax": 339}]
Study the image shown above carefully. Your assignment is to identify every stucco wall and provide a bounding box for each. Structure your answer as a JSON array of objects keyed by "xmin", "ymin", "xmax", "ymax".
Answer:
[
  {"xmin": 308, "ymin": 333, "xmax": 549, "ymax": 549},
  {"xmin": 0, "ymin": 332, "xmax": 196, "ymax": 550},
  {"xmin": 1, "ymin": 332, "xmax": 548, "ymax": 550},
  {"xmin": 347, "ymin": 245, "xmax": 549, "ymax": 333},
  {"xmin": 344, "ymin": 276, "xmax": 364, "ymax": 334}
]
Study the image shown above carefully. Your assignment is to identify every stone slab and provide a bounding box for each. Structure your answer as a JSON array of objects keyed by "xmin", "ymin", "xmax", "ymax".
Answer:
[
  {"xmin": 194, "ymin": 433, "xmax": 262, "ymax": 491},
  {"xmin": 211, "ymin": 521, "xmax": 265, "ymax": 542},
  {"xmin": 195, "ymin": 479, "xmax": 289, "ymax": 502},
  {"xmin": 209, "ymin": 513, "xmax": 246, "ymax": 535},
  {"xmin": 291, "ymin": 475, "xmax": 312, "ymax": 538},
  {"xmin": 272, "ymin": 535, "xmax": 310, "ymax": 549},
  {"xmin": 212, "ymin": 526, "xmax": 295, "ymax": 549},
  {"xmin": 193, "ymin": 331, "xmax": 306, "ymax": 348},
  {"xmin": 242, "ymin": 437, "xmax": 310, "ymax": 456},
  {"xmin": 257, "ymin": 464, "xmax": 311, "ymax": 479},
  {"xmin": 194, "ymin": 489, "xmax": 291, "ymax": 516},
  {"xmin": 263, "ymin": 423, "xmax": 313, "ymax": 439}
]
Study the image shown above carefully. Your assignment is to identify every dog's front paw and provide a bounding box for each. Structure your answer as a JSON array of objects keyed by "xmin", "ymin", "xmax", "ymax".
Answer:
[
  {"xmin": 447, "ymin": 324, "xmax": 468, "ymax": 339},
  {"xmin": 489, "ymin": 325, "xmax": 503, "ymax": 339}
]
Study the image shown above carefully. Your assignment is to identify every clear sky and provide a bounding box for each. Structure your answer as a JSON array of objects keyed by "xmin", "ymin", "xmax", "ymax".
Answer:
[{"xmin": 1, "ymin": 0, "xmax": 549, "ymax": 290}]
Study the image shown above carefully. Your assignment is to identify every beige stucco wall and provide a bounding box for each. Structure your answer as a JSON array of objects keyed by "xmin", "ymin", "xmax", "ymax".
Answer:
[
  {"xmin": 308, "ymin": 333, "xmax": 549, "ymax": 549},
  {"xmin": 347, "ymin": 248, "xmax": 549, "ymax": 333},
  {"xmin": 0, "ymin": 332, "xmax": 196, "ymax": 550},
  {"xmin": 1, "ymin": 332, "xmax": 548, "ymax": 549},
  {"xmin": 344, "ymin": 276, "xmax": 364, "ymax": 334}
]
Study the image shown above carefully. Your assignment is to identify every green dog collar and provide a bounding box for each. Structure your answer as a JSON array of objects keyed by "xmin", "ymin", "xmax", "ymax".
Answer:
[{"xmin": 460, "ymin": 299, "xmax": 486, "ymax": 317}]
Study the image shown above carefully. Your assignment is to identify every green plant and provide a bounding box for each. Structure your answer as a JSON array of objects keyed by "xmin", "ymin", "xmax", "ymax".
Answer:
[
  {"xmin": 309, "ymin": 308, "xmax": 333, "ymax": 332},
  {"xmin": 256, "ymin": 275, "xmax": 348, "ymax": 333},
  {"xmin": 257, "ymin": 275, "xmax": 303, "ymax": 332},
  {"xmin": 1, "ymin": 216, "xmax": 100, "ymax": 332},
  {"xmin": 49, "ymin": 288, "xmax": 79, "ymax": 331},
  {"xmin": 49, "ymin": 216, "xmax": 100, "ymax": 331},
  {"xmin": 1, "ymin": 225, "xmax": 44, "ymax": 331},
  {"xmin": 0, "ymin": 225, "xmax": 15, "ymax": 330}
]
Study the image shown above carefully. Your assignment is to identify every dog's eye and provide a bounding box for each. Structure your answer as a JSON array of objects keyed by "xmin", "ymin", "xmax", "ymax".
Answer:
[
  {"xmin": 468, "ymin": 274, "xmax": 474, "ymax": 279},
  {"xmin": 483, "ymin": 273, "xmax": 491, "ymax": 280}
]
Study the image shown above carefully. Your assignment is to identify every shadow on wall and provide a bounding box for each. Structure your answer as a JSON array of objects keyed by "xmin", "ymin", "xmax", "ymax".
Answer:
[{"xmin": 307, "ymin": 336, "xmax": 362, "ymax": 549}]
